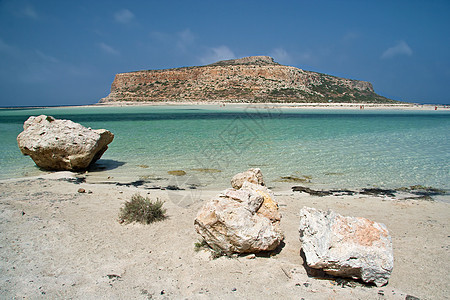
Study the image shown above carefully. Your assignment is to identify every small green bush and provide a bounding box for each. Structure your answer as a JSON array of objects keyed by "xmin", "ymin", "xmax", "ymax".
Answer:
[
  {"xmin": 119, "ymin": 194, "xmax": 167, "ymax": 224},
  {"xmin": 194, "ymin": 239, "xmax": 209, "ymax": 252},
  {"xmin": 194, "ymin": 239, "xmax": 231, "ymax": 259}
]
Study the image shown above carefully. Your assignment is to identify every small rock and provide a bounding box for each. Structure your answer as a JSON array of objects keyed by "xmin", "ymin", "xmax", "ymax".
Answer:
[
  {"xmin": 246, "ymin": 254, "xmax": 256, "ymax": 259},
  {"xmin": 231, "ymin": 288, "xmax": 237, "ymax": 292},
  {"xmin": 77, "ymin": 188, "xmax": 86, "ymax": 193},
  {"xmin": 231, "ymin": 168, "xmax": 264, "ymax": 189},
  {"xmin": 165, "ymin": 185, "xmax": 183, "ymax": 190}
]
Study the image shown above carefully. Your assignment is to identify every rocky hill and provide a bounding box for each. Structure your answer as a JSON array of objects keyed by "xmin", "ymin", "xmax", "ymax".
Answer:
[{"xmin": 100, "ymin": 56, "xmax": 397, "ymax": 103}]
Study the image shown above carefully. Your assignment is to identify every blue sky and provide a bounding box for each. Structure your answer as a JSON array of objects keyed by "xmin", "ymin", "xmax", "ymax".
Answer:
[{"xmin": 0, "ymin": 0, "xmax": 449, "ymax": 106}]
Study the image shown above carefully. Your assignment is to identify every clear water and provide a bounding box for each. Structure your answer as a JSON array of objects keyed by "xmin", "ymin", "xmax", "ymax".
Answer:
[{"xmin": 1, "ymin": 105, "xmax": 449, "ymax": 192}]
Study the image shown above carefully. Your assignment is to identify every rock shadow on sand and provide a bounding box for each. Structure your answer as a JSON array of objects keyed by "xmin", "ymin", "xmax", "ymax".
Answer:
[{"xmin": 87, "ymin": 159, "xmax": 126, "ymax": 172}]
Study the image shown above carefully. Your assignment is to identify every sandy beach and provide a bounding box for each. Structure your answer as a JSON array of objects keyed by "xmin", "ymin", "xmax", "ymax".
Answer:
[
  {"xmin": 1, "ymin": 172, "xmax": 448, "ymax": 299},
  {"xmin": 91, "ymin": 101, "xmax": 450, "ymax": 111}
]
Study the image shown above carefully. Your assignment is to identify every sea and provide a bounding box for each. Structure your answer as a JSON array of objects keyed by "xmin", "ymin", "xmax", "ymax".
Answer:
[{"xmin": 1, "ymin": 104, "xmax": 449, "ymax": 194}]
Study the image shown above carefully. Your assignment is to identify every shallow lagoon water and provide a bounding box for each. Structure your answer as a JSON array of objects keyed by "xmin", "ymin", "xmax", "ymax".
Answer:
[{"xmin": 1, "ymin": 105, "xmax": 449, "ymax": 191}]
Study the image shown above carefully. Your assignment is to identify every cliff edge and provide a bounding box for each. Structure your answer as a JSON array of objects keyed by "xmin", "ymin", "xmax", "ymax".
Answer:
[{"xmin": 100, "ymin": 56, "xmax": 397, "ymax": 103}]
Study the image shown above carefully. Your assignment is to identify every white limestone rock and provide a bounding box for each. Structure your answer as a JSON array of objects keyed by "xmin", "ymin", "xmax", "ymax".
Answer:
[
  {"xmin": 230, "ymin": 168, "xmax": 265, "ymax": 189},
  {"xmin": 195, "ymin": 170, "xmax": 283, "ymax": 254},
  {"xmin": 299, "ymin": 207, "xmax": 393, "ymax": 286},
  {"xmin": 17, "ymin": 115, "xmax": 114, "ymax": 171}
]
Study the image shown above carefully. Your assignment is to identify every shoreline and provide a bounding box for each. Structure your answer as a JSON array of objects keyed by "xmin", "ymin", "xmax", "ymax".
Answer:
[
  {"xmin": 3, "ymin": 170, "xmax": 448, "ymax": 203},
  {"xmin": 88, "ymin": 101, "xmax": 450, "ymax": 111},
  {"xmin": 1, "ymin": 100, "xmax": 450, "ymax": 111},
  {"xmin": 0, "ymin": 172, "xmax": 448, "ymax": 298}
]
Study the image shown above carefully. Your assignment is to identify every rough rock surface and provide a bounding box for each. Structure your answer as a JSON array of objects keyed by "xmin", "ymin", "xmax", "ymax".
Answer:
[
  {"xmin": 17, "ymin": 115, "xmax": 114, "ymax": 171},
  {"xmin": 299, "ymin": 206, "xmax": 393, "ymax": 286},
  {"xmin": 100, "ymin": 56, "xmax": 398, "ymax": 103},
  {"xmin": 230, "ymin": 168, "xmax": 265, "ymax": 189},
  {"xmin": 194, "ymin": 169, "xmax": 283, "ymax": 254}
]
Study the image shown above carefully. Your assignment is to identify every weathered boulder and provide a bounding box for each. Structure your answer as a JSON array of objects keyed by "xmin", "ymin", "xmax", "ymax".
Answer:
[
  {"xmin": 17, "ymin": 115, "xmax": 114, "ymax": 171},
  {"xmin": 195, "ymin": 170, "xmax": 283, "ymax": 254},
  {"xmin": 299, "ymin": 207, "xmax": 393, "ymax": 286},
  {"xmin": 241, "ymin": 181, "xmax": 280, "ymax": 222},
  {"xmin": 230, "ymin": 168, "xmax": 264, "ymax": 189}
]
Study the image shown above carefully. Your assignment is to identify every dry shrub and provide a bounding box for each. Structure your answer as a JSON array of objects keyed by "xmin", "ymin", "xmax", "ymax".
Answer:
[{"xmin": 119, "ymin": 194, "xmax": 167, "ymax": 224}]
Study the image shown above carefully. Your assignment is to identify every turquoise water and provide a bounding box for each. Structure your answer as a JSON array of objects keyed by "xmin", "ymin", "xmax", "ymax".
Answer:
[{"xmin": 0, "ymin": 105, "xmax": 449, "ymax": 192}]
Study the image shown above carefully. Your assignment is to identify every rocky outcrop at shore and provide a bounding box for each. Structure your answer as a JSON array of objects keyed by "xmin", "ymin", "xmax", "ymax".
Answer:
[
  {"xmin": 194, "ymin": 168, "xmax": 283, "ymax": 254},
  {"xmin": 100, "ymin": 56, "xmax": 398, "ymax": 104},
  {"xmin": 17, "ymin": 115, "xmax": 114, "ymax": 171},
  {"xmin": 299, "ymin": 207, "xmax": 394, "ymax": 286}
]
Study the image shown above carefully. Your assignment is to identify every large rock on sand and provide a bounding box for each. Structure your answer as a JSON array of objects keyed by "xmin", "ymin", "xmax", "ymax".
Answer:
[
  {"xmin": 17, "ymin": 115, "xmax": 114, "ymax": 171},
  {"xmin": 231, "ymin": 168, "xmax": 264, "ymax": 189},
  {"xmin": 195, "ymin": 169, "xmax": 283, "ymax": 254},
  {"xmin": 299, "ymin": 207, "xmax": 393, "ymax": 286}
]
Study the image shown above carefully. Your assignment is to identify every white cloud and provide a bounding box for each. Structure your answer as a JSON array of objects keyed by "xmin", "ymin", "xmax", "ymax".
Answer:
[
  {"xmin": 150, "ymin": 29, "xmax": 195, "ymax": 53},
  {"xmin": 177, "ymin": 29, "xmax": 195, "ymax": 51},
  {"xmin": 149, "ymin": 31, "xmax": 170, "ymax": 42},
  {"xmin": 23, "ymin": 4, "xmax": 38, "ymax": 20},
  {"xmin": 35, "ymin": 50, "xmax": 59, "ymax": 63},
  {"xmin": 98, "ymin": 42, "xmax": 120, "ymax": 55},
  {"xmin": 270, "ymin": 48, "xmax": 292, "ymax": 65},
  {"xmin": 298, "ymin": 52, "xmax": 313, "ymax": 63},
  {"xmin": 114, "ymin": 9, "xmax": 134, "ymax": 24},
  {"xmin": 200, "ymin": 46, "xmax": 235, "ymax": 65},
  {"xmin": 342, "ymin": 32, "xmax": 360, "ymax": 42},
  {"xmin": 381, "ymin": 40, "xmax": 413, "ymax": 59}
]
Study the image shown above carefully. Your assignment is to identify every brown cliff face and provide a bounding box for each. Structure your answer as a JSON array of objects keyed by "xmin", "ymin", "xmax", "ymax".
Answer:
[{"xmin": 100, "ymin": 56, "xmax": 396, "ymax": 103}]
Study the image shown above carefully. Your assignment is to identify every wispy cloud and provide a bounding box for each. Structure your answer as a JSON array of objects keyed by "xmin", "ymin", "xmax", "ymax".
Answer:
[
  {"xmin": 23, "ymin": 4, "xmax": 38, "ymax": 20},
  {"xmin": 342, "ymin": 31, "xmax": 360, "ymax": 42},
  {"xmin": 270, "ymin": 48, "xmax": 292, "ymax": 64},
  {"xmin": 114, "ymin": 9, "xmax": 134, "ymax": 24},
  {"xmin": 177, "ymin": 29, "xmax": 195, "ymax": 51},
  {"xmin": 98, "ymin": 42, "xmax": 120, "ymax": 55},
  {"xmin": 200, "ymin": 46, "xmax": 235, "ymax": 65},
  {"xmin": 35, "ymin": 50, "xmax": 59, "ymax": 63},
  {"xmin": 150, "ymin": 28, "xmax": 195, "ymax": 52},
  {"xmin": 381, "ymin": 40, "xmax": 413, "ymax": 59}
]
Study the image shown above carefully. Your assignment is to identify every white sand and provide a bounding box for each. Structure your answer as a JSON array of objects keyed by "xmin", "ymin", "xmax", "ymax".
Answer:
[
  {"xmin": 0, "ymin": 172, "xmax": 448, "ymax": 299},
  {"xmin": 86, "ymin": 100, "xmax": 449, "ymax": 111}
]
